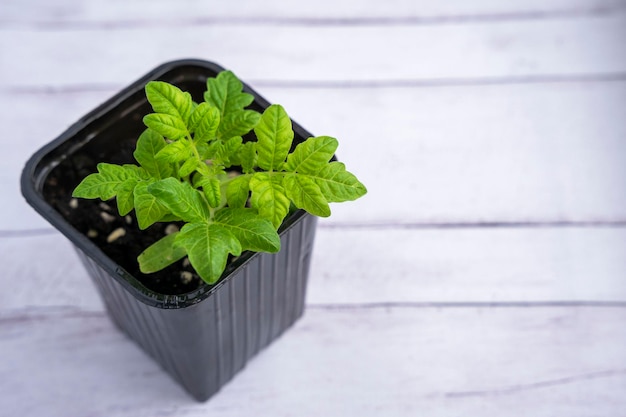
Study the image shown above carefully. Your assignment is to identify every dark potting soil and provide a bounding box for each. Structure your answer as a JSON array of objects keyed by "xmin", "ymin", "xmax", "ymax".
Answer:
[{"xmin": 42, "ymin": 134, "xmax": 205, "ymax": 296}]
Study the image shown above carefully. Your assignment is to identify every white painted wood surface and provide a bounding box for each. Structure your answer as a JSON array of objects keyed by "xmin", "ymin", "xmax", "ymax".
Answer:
[
  {"xmin": 2, "ymin": 306, "xmax": 626, "ymax": 416},
  {"xmin": 3, "ymin": 228, "xmax": 626, "ymax": 311},
  {"xmin": 2, "ymin": 15, "xmax": 625, "ymax": 88},
  {"xmin": 1, "ymin": 0, "xmax": 625, "ymax": 415},
  {"xmin": 4, "ymin": 0, "xmax": 623, "ymax": 23}
]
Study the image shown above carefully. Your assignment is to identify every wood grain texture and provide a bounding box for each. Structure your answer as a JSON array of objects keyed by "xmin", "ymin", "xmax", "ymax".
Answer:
[
  {"xmin": 308, "ymin": 226, "xmax": 626, "ymax": 304},
  {"xmin": 1, "ymin": 14, "xmax": 625, "ymax": 89},
  {"xmin": 2, "ymin": 227, "xmax": 625, "ymax": 311},
  {"xmin": 3, "ymin": 0, "xmax": 624, "ymax": 24},
  {"xmin": 0, "ymin": 235, "xmax": 103, "ymax": 310},
  {"xmin": 6, "ymin": 81, "xmax": 626, "ymax": 230},
  {"xmin": 1, "ymin": 306, "xmax": 625, "ymax": 416}
]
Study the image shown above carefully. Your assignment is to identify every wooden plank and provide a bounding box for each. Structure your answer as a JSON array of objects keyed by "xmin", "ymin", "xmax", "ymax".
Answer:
[
  {"xmin": 271, "ymin": 81, "xmax": 626, "ymax": 226},
  {"xmin": 2, "ymin": 227, "xmax": 625, "ymax": 311},
  {"xmin": 309, "ymin": 226, "xmax": 626, "ymax": 304},
  {"xmin": 3, "ymin": 0, "xmax": 623, "ymax": 23},
  {"xmin": 1, "ymin": 15, "xmax": 625, "ymax": 88},
  {"xmin": 5, "ymin": 90, "xmax": 112, "ymax": 231},
  {"xmin": 0, "ymin": 235, "xmax": 103, "ymax": 310},
  {"xmin": 6, "ymin": 81, "xmax": 626, "ymax": 230},
  {"xmin": 1, "ymin": 305, "xmax": 625, "ymax": 416}
]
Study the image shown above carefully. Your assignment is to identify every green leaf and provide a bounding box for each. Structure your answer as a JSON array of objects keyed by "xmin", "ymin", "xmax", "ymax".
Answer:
[
  {"xmin": 147, "ymin": 178, "xmax": 210, "ymax": 224},
  {"xmin": 283, "ymin": 173, "xmax": 330, "ymax": 217},
  {"xmin": 215, "ymin": 208, "xmax": 280, "ymax": 253},
  {"xmin": 116, "ymin": 179, "xmax": 137, "ymax": 216},
  {"xmin": 174, "ymin": 222, "xmax": 242, "ymax": 284},
  {"xmin": 196, "ymin": 176, "xmax": 221, "ymax": 208},
  {"xmin": 249, "ymin": 173, "xmax": 290, "ymax": 229},
  {"xmin": 196, "ymin": 142, "xmax": 211, "ymax": 160},
  {"xmin": 179, "ymin": 158, "xmax": 198, "ymax": 178},
  {"xmin": 308, "ymin": 161, "xmax": 368, "ymax": 202},
  {"xmin": 134, "ymin": 181, "xmax": 171, "ymax": 230},
  {"xmin": 255, "ymin": 105, "xmax": 293, "ymax": 171},
  {"xmin": 143, "ymin": 113, "xmax": 189, "ymax": 140},
  {"xmin": 226, "ymin": 175, "xmax": 250, "ymax": 208},
  {"xmin": 224, "ymin": 136, "xmax": 243, "ymax": 157},
  {"xmin": 145, "ymin": 81, "xmax": 193, "ymax": 124},
  {"xmin": 157, "ymin": 213, "xmax": 183, "ymax": 223},
  {"xmin": 72, "ymin": 163, "xmax": 143, "ymax": 200},
  {"xmin": 155, "ymin": 139, "xmax": 193, "ymax": 163},
  {"xmin": 216, "ymin": 136, "xmax": 244, "ymax": 166},
  {"xmin": 188, "ymin": 102, "xmax": 211, "ymax": 132},
  {"xmin": 285, "ymin": 136, "xmax": 338, "ymax": 174},
  {"xmin": 189, "ymin": 103, "xmax": 220, "ymax": 142},
  {"xmin": 138, "ymin": 233, "xmax": 187, "ymax": 274},
  {"xmin": 239, "ymin": 142, "xmax": 257, "ymax": 174},
  {"xmin": 204, "ymin": 70, "xmax": 255, "ymax": 117},
  {"xmin": 218, "ymin": 110, "xmax": 261, "ymax": 140},
  {"xmin": 133, "ymin": 129, "xmax": 172, "ymax": 179},
  {"xmin": 204, "ymin": 71, "xmax": 261, "ymax": 140}
]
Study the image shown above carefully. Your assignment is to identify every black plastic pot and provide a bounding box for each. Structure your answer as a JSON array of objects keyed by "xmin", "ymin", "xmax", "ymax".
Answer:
[{"xmin": 20, "ymin": 59, "xmax": 318, "ymax": 401}]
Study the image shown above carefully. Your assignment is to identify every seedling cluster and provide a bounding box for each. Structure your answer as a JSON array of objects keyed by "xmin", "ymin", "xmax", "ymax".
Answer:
[{"xmin": 73, "ymin": 71, "xmax": 366, "ymax": 284}]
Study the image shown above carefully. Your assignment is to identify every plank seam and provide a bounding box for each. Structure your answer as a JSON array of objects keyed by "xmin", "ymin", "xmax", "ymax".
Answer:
[
  {"xmin": 1, "ymin": 6, "xmax": 624, "ymax": 30},
  {"xmin": 4, "ymin": 73, "xmax": 626, "ymax": 96},
  {"xmin": 319, "ymin": 220, "xmax": 626, "ymax": 230},
  {"xmin": 308, "ymin": 301, "xmax": 626, "ymax": 309},
  {"xmin": 5, "ymin": 219, "xmax": 626, "ymax": 238},
  {"xmin": 3, "ymin": 300, "xmax": 626, "ymax": 325},
  {"xmin": 251, "ymin": 73, "xmax": 626, "ymax": 88}
]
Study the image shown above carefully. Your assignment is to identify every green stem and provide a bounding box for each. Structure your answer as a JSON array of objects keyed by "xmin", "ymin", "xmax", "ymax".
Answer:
[{"xmin": 187, "ymin": 135, "xmax": 203, "ymax": 165}]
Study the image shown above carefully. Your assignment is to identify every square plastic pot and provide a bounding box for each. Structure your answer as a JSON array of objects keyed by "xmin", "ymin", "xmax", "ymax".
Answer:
[{"xmin": 20, "ymin": 59, "xmax": 318, "ymax": 401}]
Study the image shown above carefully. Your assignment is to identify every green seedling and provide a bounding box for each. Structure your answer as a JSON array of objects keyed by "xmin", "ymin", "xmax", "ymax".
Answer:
[{"xmin": 73, "ymin": 71, "xmax": 366, "ymax": 284}]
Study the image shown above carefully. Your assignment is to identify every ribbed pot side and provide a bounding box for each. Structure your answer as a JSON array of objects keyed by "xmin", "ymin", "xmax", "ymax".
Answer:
[{"xmin": 76, "ymin": 214, "xmax": 317, "ymax": 401}]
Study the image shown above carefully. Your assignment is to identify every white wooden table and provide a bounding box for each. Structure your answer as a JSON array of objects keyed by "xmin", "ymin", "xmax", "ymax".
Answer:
[{"xmin": 2, "ymin": 1, "xmax": 626, "ymax": 415}]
